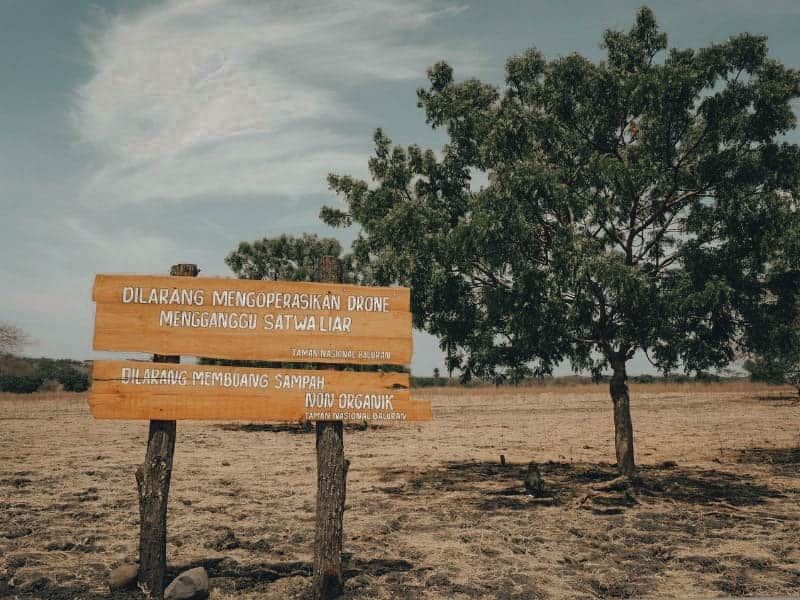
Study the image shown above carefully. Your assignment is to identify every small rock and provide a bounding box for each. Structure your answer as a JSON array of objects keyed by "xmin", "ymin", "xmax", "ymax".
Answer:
[
  {"xmin": 164, "ymin": 567, "xmax": 209, "ymax": 600},
  {"xmin": 221, "ymin": 460, "xmax": 230, "ymax": 466},
  {"xmin": 207, "ymin": 528, "xmax": 239, "ymax": 551},
  {"xmin": 108, "ymin": 563, "xmax": 139, "ymax": 591},
  {"xmin": 524, "ymin": 462, "xmax": 546, "ymax": 497}
]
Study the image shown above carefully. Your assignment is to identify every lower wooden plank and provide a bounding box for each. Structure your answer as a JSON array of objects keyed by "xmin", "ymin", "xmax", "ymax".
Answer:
[{"xmin": 89, "ymin": 360, "xmax": 432, "ymax": 422}]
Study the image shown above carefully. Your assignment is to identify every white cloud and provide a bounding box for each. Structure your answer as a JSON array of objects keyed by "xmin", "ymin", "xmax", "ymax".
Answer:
[{"xmin": 74, "ymin": 0, "xmax": 478, "ymax": 205}]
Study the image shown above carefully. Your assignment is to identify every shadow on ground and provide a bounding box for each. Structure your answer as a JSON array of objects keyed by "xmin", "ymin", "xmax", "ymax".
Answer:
[
  {"xmin": 379, "ymin": 459, "xmax": 786, "ymax": 509},
  {"xmin": 374, "ymin": 456, "xmax": 799, "ymax": 598},
  {"xmin": 216, "ymin": 422, "xmax": 381, "ymax": 434},
  {"xmin": 754, "ymin": 394, "xmax": 799, "ymax": 405},
  {"xmin": 1, "ymin": 579, "xmax": 140, "ymax": 600},
  {"xmin": 736, "ymin": 446, "xmax": 800, "ymax": 476},
  {"xmin": 170, "ymin": 556, "xmax": 416, "ymax": 596}
]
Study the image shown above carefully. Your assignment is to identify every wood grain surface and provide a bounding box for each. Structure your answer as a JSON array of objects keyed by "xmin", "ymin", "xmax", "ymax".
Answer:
[
  {"xmin": 89, "ymin": 360, "xmax": 431, "ymax": 421},
  {"xmin": 92, "ymin": 274, "xmax": 412, "ymax": 365}
]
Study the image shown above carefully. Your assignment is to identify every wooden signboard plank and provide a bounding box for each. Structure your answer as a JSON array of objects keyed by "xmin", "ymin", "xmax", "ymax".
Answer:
[
  {"xmin": 89, "ymin": 360, "xmax": 432, "ymax": 422},
  {"xmin": 93, "ymin": 275, "xmax": 410, "ymax": 310},
  {"xmin": 92, "ymin": 274, "xmax": 412, "ymax": 365}
]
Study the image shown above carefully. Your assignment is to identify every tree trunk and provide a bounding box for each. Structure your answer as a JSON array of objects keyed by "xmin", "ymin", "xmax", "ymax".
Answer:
[
  {"xmin": 135, "ymin": 414, "xmax": 176, "ymax": 598},
  {"xmin": 312, "ymin": 255, "xmax": 348, "ymax": 600},
  {"xmin": 313, "ymin": 421, "xmax": 349, "ymax": 599},
  {"xmin": 136, "ymin": 263, "xmax": 198, "ymax": 598},
  {"xmin": 609, "ymin": 359, "xmax": 636, "ymax": 478}
]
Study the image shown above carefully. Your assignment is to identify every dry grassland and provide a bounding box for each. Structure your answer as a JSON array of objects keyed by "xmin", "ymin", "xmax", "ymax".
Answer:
[{"xmin": 1, "ymin": 382, "xmax": 799, "ymax": 599}]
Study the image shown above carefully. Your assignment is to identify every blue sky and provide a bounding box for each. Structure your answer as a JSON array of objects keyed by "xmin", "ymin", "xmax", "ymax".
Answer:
[{"xmin": 2, "ymin": 0, "xmax": 799, "ymax": 375}]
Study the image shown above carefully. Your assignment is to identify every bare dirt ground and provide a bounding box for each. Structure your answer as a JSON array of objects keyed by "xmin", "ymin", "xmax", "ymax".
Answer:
[{"xmin": 1, "ymin": 382, "xmax": 799, "ymax": 599}]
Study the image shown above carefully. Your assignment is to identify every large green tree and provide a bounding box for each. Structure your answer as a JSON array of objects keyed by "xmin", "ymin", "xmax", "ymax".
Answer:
[{"xmin": 322, "ymin": 8, "xmax": 800, "ymax": 477}]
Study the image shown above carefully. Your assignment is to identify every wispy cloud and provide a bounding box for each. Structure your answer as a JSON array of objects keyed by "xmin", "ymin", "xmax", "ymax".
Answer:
[
  {"xmin": 63, "ymin": 217, "xmax": 182, "ymax": 271},
  {"xmin": 74, "ymin": 0, "xmax": 477, "ymax": 205}
]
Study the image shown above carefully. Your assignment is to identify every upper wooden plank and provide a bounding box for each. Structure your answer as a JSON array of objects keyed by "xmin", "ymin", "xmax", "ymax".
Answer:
[
  {"xmin": 92, "ymin": 274, "xmax": 412, "ymax": 365},
  {"xmin": 93, "ymin": 274, "xmax": 410, "ymax": 310}
]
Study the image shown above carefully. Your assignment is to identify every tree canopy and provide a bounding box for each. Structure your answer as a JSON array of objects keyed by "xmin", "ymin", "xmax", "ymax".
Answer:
[
  {"xmin": 222, "ymin": 233, "xmax": 403, "ymax": 373},
  {"xmin": 322, "ymin": 7, "xmax": 800, "ymax": 475},
  {"xmin": 225, "ymin": 232, "xmax": 371, "ymax": 285},
  {"xmin": 227, "ymin": 233, "xmax": 340, "ymax": 281}
]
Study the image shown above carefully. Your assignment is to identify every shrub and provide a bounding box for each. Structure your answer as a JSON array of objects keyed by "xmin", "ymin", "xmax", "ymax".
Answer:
[
  {"xmin": 59, "ymin": 370, "xmax": 90, "ymax": 392},
  {"xmin": 0, "ymin": 375, "xmax": 43, "ymax": 393}
]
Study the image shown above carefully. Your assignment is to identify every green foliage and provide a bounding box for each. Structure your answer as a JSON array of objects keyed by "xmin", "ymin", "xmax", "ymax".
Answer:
[
  {"xmin": 59, "ymin": 369, "xmax": 90, "ymax": 392},
  {"xmin": 35, "ymin": 359, "xmax": 91, "ymax": 392},
  {"xmin": 0, "ymin": 374, "xmax": 43, "ymax": 393},
  {"xmin": 323, "ymin": 7, "xmax": 800, "ymax": 383},
  {"xmin": 223, "ymin": 233, "xmax": 405, "ymax": 372},
  {"xmin": 742, "ymin": 355, "xmax": 798, "ymax": 386},
  {"xmin": 0, "ymin": 356, "xmax": 90, "ymax": 393},
  {"xmin": 225, "ymin": 232, "xmax": 371, "ymax": 284}
]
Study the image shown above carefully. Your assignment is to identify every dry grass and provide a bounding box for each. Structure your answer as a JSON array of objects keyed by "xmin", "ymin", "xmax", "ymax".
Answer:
[
  {"xmin": 426, "ymin": 379, "xmax": 790, "ymax": 397},
  {"xmin": 1, "ymin": 384, "xmax": 799, "ymax": 599}
]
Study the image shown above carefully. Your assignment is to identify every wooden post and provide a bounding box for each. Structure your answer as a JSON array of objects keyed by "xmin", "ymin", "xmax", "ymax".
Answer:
[
  {"xmin": 312, "ymin": 256, "xmax": 349, "ymax": 600},
  {"xmin": 135, "ymin": 263, "xmax": 198, "ymax": 598}
]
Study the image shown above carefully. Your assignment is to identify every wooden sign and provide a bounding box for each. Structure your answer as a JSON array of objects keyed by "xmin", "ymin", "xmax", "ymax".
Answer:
[
  {"xmin": 90, "ymin": 360, "xmax": 431, "ymax": 421},
  {"xmin": 92, "ymin": 274, "xmax": 412, "ymax": 365}
]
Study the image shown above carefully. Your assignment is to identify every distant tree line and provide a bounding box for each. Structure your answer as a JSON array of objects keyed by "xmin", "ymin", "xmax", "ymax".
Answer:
[{"xmin": 0, "ymin": 355, "xmax": 90, "ymax": 393}]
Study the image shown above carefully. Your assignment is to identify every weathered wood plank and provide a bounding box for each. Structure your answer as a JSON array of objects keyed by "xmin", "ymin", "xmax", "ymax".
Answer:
[
  {"xmin": 89, "ymin": 360, "xmax": 431, "ymax": 422},
  {"xmin": 92, "ymin": 274, "xmax": 409, "ymax": 310},
  {"xmin": 92, "ymin": 274, "xmax": 412, "ymax": 365}
]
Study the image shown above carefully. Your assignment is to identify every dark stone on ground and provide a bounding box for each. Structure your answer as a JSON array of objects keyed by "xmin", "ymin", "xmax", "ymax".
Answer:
[
  {"xmin": 207, "ymin": 528, "xmax": 240, "ymax": 551},
  {"xmin": 524, "ymin": 462, "xmax": 546, "ymax": 497}
]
